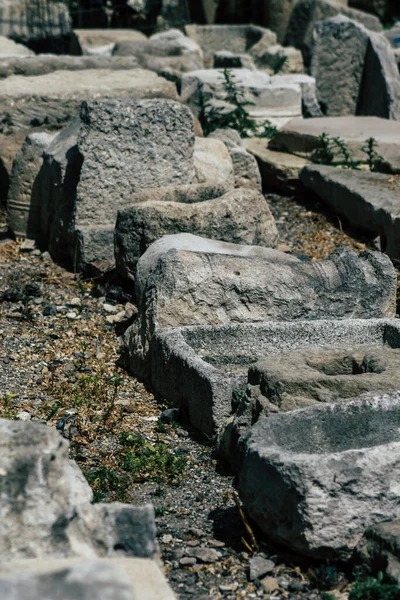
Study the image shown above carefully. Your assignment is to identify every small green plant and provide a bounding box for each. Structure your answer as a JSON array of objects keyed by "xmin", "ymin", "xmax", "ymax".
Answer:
[
  {"xmin": 349, "ymin": 572, "xmax": 400, "ymax": 600},
  {"xmin": 197, "ymin": 68, "xmax": 277, "ymax": 140},
  {"xmin": 361, "ymin": 137, "xmax": 385, "ymax": 172},
  {"xmin": 0, "ymin": 394, "xmax": 18, "ymax": 419},
  {"xmin": 309, "ymin": 565, "xmax": 340, "ymax": 591},
  {"xmin": 86, "ymin": 466, "xmax": 130, "ymax": 503}
]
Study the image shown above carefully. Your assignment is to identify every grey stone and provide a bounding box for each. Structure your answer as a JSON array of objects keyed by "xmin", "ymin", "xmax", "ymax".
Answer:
[
  {"xmin": 188, "ymin": 547, "xmax": 220, "ymax": 563},
  {"xmin": 249, "ymin": 556, "xmax": 275, "ymax": 581},
  {"xmin": 244, "ymin": 139, "xmax": 311, "ymax": 194},
  {"xmin": 0, "ymin": 55, "xmax": 141, "ymax": 79},
  {"xmin": 0, "ymin": 0, "xmax": 73, "ymax": 53},
  {"xmin": 0, "ymin": 558, "xmax": 176, "ymax": 600},
  {"xmin": 385, "ymin": 23, "xmax": 400, "ymax": 49},
  {"xmin": 133, "ymin": 232, "xmax": 291, "ymax": 296},
  {"xmin": 114, "ymin": 188, "xmax": 277, "ymax": 281},
  {"xmin": 253, "ymin": 44, "xmax": 304, "ymax": 74},
  {"xmin": 0, "ymin": 68, "xmax": 178, "ymax": 135},
  {"xmin": 72, "ymin": 28, "xmax": 146, "ymax": 55},
  {"xmin": 239, "ymin": 391, "xmax": 400, "ymax": 559},
  {"xmin": 0, "ymin": 35, "xmax": 33, "ymax": 57},
  {"xmin": 270, "ymin": 73, "xmax": 322, "ymax": 117},
  {"xmin": 38, "ymin": 99, "xmax": 195, "ymax": 271},
  {"xmin": 310, "ymin": 16, "xmax": 400, "ymax": 119},
  {"xmin": 285, "ymin": 0, "xmax": 383, "ymax": 66},
  {"xmin": 181, "ymin": 68, "xmax": 302, "ymax": 129},
  {"xmin": 0, "ymin": 418, "xmax": 157, "ymax": 560},
  {"xmin": 209, "ymin": 129, "xmax": 262, "ymax": 190},
  {"xmin": 193, "ymin": 137, "xmax": 234, "ymax": 185},
  {"xmin": 270, "ymin": 116, "xmax": 400, "ymax": 173},
  {"xmin": 185, "ymin": 24, "xmax": 277, "ymax": 66},
  {"xmin": 7, "ymin": 132, "xmax": 57, "ymax": 239},
  {"xmin": 149, "ymin": 318, "xmax": 400, "ymax": 438},
  {"xmin": 112, "ymin": 29, "xmax": 204, "ymax": 78},
  {"xmin": 357, "ymin": 520, "xmax": 400, "ymax": 585},
  {"xmin": 213, "ymin": 51, "xmax": 256, "ymax": 70},
  {"xmin": 0, "ymin": 130, "xmax": 27, "ymax": 206},
  {"xmin": 300, "ymin": 165, "xmax": 400, "ymax": 260},
  {"xmin": 123, "ymin": 245, "xmax": 396, "ymax": 397}
]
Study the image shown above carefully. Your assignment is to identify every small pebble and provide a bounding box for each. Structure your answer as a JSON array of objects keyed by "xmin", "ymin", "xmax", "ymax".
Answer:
[
  {"xmin": 103, "ymin": 303, "xmax": 117, "ymax": 314},
  {"xmin": 260, "ymin": 577, "xmax": 280, "ymax": 594},
  {"xmin": 188, "ymin": 547, "xmax": 221, "ymax": 563},
  {"xmin": 69, "ymin": 297, "xmax": 81, "ymax": 306},
  {"xmin": 17, "ymin": 411, "xmax": 31, "ymax": 421},
  {"xmin": 66, "ymin": 312, "xmax": 77, "ymax": 320},
  {"xmin": 249, "ymin": 556, "xmax": 275, "ymax": 581},
  {"xmin": 162, "ymin": 534, "xmax": 173, "ymax": 544},
  {"xmin": 180, "ymin": 557, "xmax": 197, "ymax": 567}
]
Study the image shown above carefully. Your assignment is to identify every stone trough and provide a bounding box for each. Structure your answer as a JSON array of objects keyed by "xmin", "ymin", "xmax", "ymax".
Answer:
[
  {"xmin": 239, "ymin": 391, "xmax": 400, "ymax": 560},
  {"xmin": 150, "ymin": 318, "xmax": 400, "ymax": 438}
]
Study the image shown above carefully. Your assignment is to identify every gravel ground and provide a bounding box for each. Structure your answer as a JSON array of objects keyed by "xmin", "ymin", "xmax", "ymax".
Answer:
[{"xmin": 0, "ymin": 195, "xmax": 392, "ymax": 600}]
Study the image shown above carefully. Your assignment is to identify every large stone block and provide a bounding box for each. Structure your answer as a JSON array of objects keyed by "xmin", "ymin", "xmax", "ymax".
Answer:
[
  {"xmin": 121, "ymin": 245, "xmax": 396, "ymax": 380},
  {"xmin": 0, "ymin": 0, "xmax": 73, "ymax": 53},
  {"xmin": 150, "ymin": 318, "xmax": 400, "ymax": 437},
  {"xmin": 209, "ymin": 128, "xmax": 262, "ymax": 190},
  {"xmin": 193, "ymin": 137, "xmax": 234, "ymax": 186},
  {"xmin": 0, "ymin": 418, "xmax": 156, "ymax": 560},
  {"xmin": 0, "ymin": 558, "xmax": 176, "ymax": 600},
  {"xmin": 0, "ymin": 35, "xmax": 33, "ymax": 57},
  {"xmin": 311, "ymin": 16, "xmax": 400, "ymax": 119},
  {"xmin": 38, "ymin": 99, "xmax": 195, "ymax": 271},
  {"xmin": 300, "ymin": 165, "xmax": 400, "ymax": 260},
  {"xmin": 71, "ymin": 28, "xmax": 147, "ymax": 56},
  {"xmin": 285, "ymin": 0, "xmax": 382, "ymax": 66},
  {"xmin": 239, "ymin": 391, "xmax": 400, "ymax": 559},
  {"xmin": 114, "ymin": 188, "xmax": 277, "ymax": 281},
  {"xmin": 270, "ymin": 116, "xmax": 400, "ymax": 173},
  {"xmin": 0, "ymin": 68, "xmax": 178, "ymax": 135}
]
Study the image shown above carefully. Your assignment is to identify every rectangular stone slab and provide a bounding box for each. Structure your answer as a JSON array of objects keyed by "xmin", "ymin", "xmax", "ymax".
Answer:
[
  {"xmin": 300, "ymin": 165, "xmax": 400, "ymax": 260},
  {"xmin": 150, "ymin": 318, "xmax": 400, "ymax": 437}
]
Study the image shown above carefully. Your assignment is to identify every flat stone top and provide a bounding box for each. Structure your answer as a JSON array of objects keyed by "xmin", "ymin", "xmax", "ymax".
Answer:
[
  {"xmin": 183, "ymin": 68, "xmax": 271, "ymax": 87},
  {"xmin": 75, "ymin": 28, "xmax": 147, "ymax": 46},
  {"xmin": 245, "ymin": 138, "xmax": 311, "ymax": 168},
  {"xmin": 303, "ymin": 165, "xmax": 400, "ymax": 217},
  {"xmin": 0, "ymin": 68, "xmax": 177, "ymax": 99},
  {"xmin": 275, "ymin": 117, "xmax": 400, "ymax": 145},
  {"xmin": 248, "ymin": 392, "xmax": 400, "ymax": 456}
]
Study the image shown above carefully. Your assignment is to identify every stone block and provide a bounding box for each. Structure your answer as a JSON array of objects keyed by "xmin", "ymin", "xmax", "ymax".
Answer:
[
  {"xmin": 0, "ymin": 36, "xmax": 33, "ymax": 57},
  {"xmin": 213, "ymin": 50, "xmax": 256, "ymax": 70},
  {"xmin": 239, "ymin": 391, "xmax": 400, "ymax": 559},
  {"xmin": 71, "ymin": 28, "xmax": 147, "ymax": 56},
  {"xmin": 193, "ymin": 137, "xmax": 234, "ymax": 185},
  {"xmin": 209, "ymin": 129, "xmax": 262, "ymax": 190}
]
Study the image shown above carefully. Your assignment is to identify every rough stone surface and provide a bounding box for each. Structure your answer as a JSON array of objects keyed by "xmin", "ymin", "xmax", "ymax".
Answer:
[
  {"xmin": 38, "ymin": 99, "xmax": 195, "ymax": 271},
  {"xmin": 7, "ymin": 132, "xmax": 57, "ymax": 239},
  {"xmin": 0, "ymin": 0, "xmax": 73, "ymax": 53},
  {"xmin": 149, "ymin": 318, "xmax": 400, "ymax": 437},
  {"xmin": 193, "ymin": 137, "xmax": 234, "ymax": 185},
  {"xmin": 0, "ymin": 558, "xmax": 176, "ymax": 600},
  {"xmin": 0, "ymin": 68, "xmax": 178, "ymax": 135},
  {"xmin": 311, "ymin": 16, "xmax": 400, "ymax": 119},
  {"xmin": 0, "ymin": 55, "xmax": 141, "ymax": 79},
  {"xmin": 270, "ymin": 73, "xmax": 322, "ymax": 117},
  {"xmin": 239, "ymin": 392, "xmax": 400, "ymax": 559},
  {"xmin": 0, "ymin": 418, "xmax": 156, "ymax": 560},
  {"xmin": 285, "ymin": 0, "xmax": 382, "ymax": 66},
  {"xmin": 300, "ymin": 165, "xmax": 400, "ymax": 260},
  {"xmin": 213, "ymin": 50, "xmax": 256, "ymax": 70},
  {"xmin": 270, "ymin": 116, "xmax": 400, "ymax": 173},
  {"xmin": 185, "ymin": 24, "xmax": 276, "ymax": 66},
  {"xmin": 0, "ymin": 130, "xmax": 26, "ymax": 206},
  {"xmin": 209, "ymin": 129, "xmax": 262, "ymax": 190},
  {"xmin": 0, "ymin": 36, "xmax": 33, "ymax": 57},
  {"xmin": 122, "ymin": 246, "xmax": 396, "ymax": 382},
  {"xmin": 245, "ymin": 139, "xmax": 311, "ymax": 194},
  {"xmin": 115, "ymin": 188, "xmax": 277, "ymax": 281},
  {"xmin": 254, "ymin": 44, "xmax": 304, "ymax": 74},
  {"xmin": 72, "ymin": 28, "xmax": 147, "ymax": 55}
]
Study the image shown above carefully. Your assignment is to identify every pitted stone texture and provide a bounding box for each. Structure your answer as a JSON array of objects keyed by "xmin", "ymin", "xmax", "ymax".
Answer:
[
  {"xmin": 115, "ymin": 188, "xmax": 277, "ymax": 281},
  {"xmin": 0, "ymin": 0, "xmax": 72, "ymax": 52},
  {"xmin": 300, "ymin": 165, "xmax": 400, "ymax": 260},
  {"xmin": 38, "ymin": 99, "xmax": 195, "ymax": 271},
  {"xmin": 285, "ymin": 0, "xmax": 382, "ymax": 66},
  {"xmin": 0, "ymin": 55, "xmax": 141, "ymax": 79},
  {"xmin": 7, "ymin": 132, "xmax": 56, "ymax": 239},
  {"xmin": 193, "ymin": 137, "xmax": 234, "ymax": 186},
  {"xmin": 122, "ymin": 247, "xmax": 396, "ymax": 380},
  {"xmin": 209, "ymin": 129, "xmax": 262, "ymax": 190},
  {"xmin": 311, "ymin": 16, "xmax": 400, "ymax": 119},
  {"xmin": 254, "ymin": 44, "xmax": 304, "ymax": 74},
  {"xmin": 185, "ymin": 24, "xmax": 277, "ymax": 65},
  {"xmin": 270, "ymin": 116, "xmax": 400, "ymax": 173},
  {"xmin": 151, "ymin": 318, "xmax": 400, "ymax": 438},
  {"xmin": 0, "ymin": 36, "xmax": 33, "ymax": 57},
  {"xmin": 0, "ymin": 418, "xmax": 157, "ymax": 560},
  {"xmin": 0, "ymin": 558, "xmax": 176, "ymax": 600},
  {"xmin": 0, "ymin": 68, "xmax": 178, "ymax": 135},
  {"xmin": 239, "ymin": 392, "xmax": 400, "ymax": 560},
  {"xmin": 270, "ymin": 73, "xmax": 322, "ymax": 117}
]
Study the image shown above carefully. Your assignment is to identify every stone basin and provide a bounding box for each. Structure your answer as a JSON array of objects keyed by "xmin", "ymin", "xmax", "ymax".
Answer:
[{"xmin": 239, "ymin": 392, "xmax": 400, "ymax": 560}]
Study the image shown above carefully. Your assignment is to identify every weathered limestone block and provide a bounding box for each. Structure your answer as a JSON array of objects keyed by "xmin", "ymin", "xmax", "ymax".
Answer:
[
  {"xmin": 193, "ymin": 137, "xmax": 234, "ymax": 185},
  {"xmin": 270, "ymin": 116, "xmax": 400, "ymax": 173},
  {"xmin": 71, "ymin": 28, "xmax": 147, "ymax": 56},
  {"xmin": 7, "ymin": 132, "xmax": 56, "ymax": 239},
  {"xmin": 0, "ymin": 68, "xmax": 178, "ymax": 135},
  {"xmin": 239, "ymin": 392, "xmax": 400, "ymax": 559},
  {"xmin": 115, "ymin": 188, "xmax": 277, "ymax": 281},
  {"xmin": 0, "ymin": 418, "xmax": 156, "ymax": 560},
  {"xmin": 285, "ymin": 0, "xmax": 382, "ymax": 66},
  {"xmin": 209, "ymin": 128, "xmax": 262, "ymax": 190},
  {"xmin": 253, "ymin": 44, "xmax": 304, "ymax": 74},
  {"xmin": 38, "ymin": 99, "xmax": 195, "ymax": 271},
  {"xmin": 270, "ymin": 73, "xmax": 322, "ymax": 117},
  {"xmin": 0, "ymin": 0, "xmax": 73, "ymax": 53},
  {"xmin": 0, "ymin": 36, "xmax": 33, "ymax": 57},
  {"xmin": 121, "ymin": 246, "xmax": 396, "ymax": 379},
  {"xmin": 300, "ymin": 165, "xmax": 400, "ymax": 260},
  {"xmin": 311, "ymin": 16, "xmax": 400, "ymax": 119}
]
